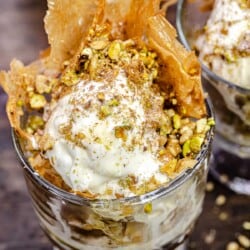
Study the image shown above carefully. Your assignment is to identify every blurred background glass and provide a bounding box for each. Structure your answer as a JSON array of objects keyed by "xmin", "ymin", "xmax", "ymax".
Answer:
[{"xmin": 176, "ymin": 0, "xmax": 250, "ymax": 195}]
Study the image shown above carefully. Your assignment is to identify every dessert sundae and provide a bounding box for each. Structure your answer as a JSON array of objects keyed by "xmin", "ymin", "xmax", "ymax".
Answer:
[
  {"xmin": 193, "ymin": 0, "xmax": 250, "ymax": 145},
  {"xmin": 195, "ymin": 0, "xmax": 250, "ymax": 88},
  {"xmin": 0, "ymin": 0, "xmax": 214, "ymax": 248},
  {"xmin": 177, "ymin": 0, "xmax": 250, "ymax": 195}
]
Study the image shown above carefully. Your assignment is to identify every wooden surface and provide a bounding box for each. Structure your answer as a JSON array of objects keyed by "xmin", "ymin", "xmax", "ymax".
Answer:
[{"xmin": 0, "ymin": 1, "xmax": 249, "ymax": 250}]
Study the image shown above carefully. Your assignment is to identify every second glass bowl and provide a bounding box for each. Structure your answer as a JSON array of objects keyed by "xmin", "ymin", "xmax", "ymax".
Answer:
[{"xmin": 176, "ymin": 0, "xmax": 250, "ymax": 195}]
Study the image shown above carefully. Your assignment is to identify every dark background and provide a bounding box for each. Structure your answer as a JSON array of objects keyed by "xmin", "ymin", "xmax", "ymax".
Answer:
[{"xmin": 0, "ymin": 1, "xmax": 249, "ymax": 250}]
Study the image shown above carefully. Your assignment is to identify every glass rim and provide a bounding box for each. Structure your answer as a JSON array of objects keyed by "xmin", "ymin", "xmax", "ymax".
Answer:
[
  {"xmin": 176, "ymin": 0, "xmax": 250, "ymax": 94},
  {"xmin": 11, "ymin": 98, "xmax": 214, "ymax": 206}
]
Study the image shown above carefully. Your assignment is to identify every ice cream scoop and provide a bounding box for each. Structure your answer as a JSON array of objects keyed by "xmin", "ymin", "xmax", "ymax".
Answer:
[{"xmin": 44, "ymin": 71, "xmax": 170, "ymax": 198}]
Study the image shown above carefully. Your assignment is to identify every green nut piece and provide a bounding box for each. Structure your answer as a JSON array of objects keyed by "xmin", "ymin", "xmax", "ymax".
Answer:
[
  {"xmin": 30, "ymin": 94, "xmax": 46, "ymax": 109},
  {"xmin": 173, "ymin": 114, "xmax": 181, "ymax": 130},
  {"xmin": 108, "ymin": 41, "xmax": 121, "ymax": 60},
  {"xmin": 144, "ymin": 203, "xmax": 152, "ymax": 214},
  {"xmin": 108, "ymin": 98, "xmax": 119, "ymax": 106},
  {"xmin": 189, "ymin": 135, "xmax": 204, "ymax": 153},
  {"xmin": 207, "ymin": 117, "xmax": 216, "ymax": 126},
  {"xmin": 182, "ymin": 140, "xmax": 191, "ymax": 157},
  {"xmin": 16, "ymin": 99, "xmax": 24, "ymax": 107},
  {"xmin": 160, "ymin": 124, "xmax": 171, "ymax": 136},
  {"xmin": 29, "ymin": 115, "xmax": 45, "ymax": 130},
  {"xmin": 99, "ymin": 105, "xmax": 111, "ymax": 118},
  {"xmin": 61, "ymin": 70, "xmax": 79, "ymax": 86}
]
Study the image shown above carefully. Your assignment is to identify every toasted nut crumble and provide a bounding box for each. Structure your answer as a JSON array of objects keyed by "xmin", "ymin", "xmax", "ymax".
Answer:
[{"xmin": 29, "ymin": 94, "xmax": 47, "ymax": 109}]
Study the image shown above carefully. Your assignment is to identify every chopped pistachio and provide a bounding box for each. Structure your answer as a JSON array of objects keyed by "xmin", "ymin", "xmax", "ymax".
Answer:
[
  {"xmin": 99, "ymin": 105, "xmax": 111, "ymax": 118},
  {"xmin": 26, "ymin": 127, "xmax": 34, "ymax": 134},
  {"xmin": 108, "ymin": 98, "xmax": 119, "ymax": 106},
  {"xmin": 89, "ymin": 54, "xmax": 98, "ymax": 78},
  {"xmin": 151, "ymin": 68, "xmax": 158, "ymax": 79},
  {"xmin": 173, "ymin": 114, "xmax": 181, "ymax": 129},
  {"xmin": 171, "ymin": 98, "xmax": 177, "ymax": 105},
  {"xmin": 224, "ymin": 51, "xmax": 236, "ymax": 63},
  {"xmin": 28, "ymin": 115, "xmax": 45, "ymax": 130},
  {"xmin": 182, "ymin": 140, "xmax": 191, "ymax": 157},
  {"xmin": 30, "ymin": 94, "xmax": 46, "ymax": 109},
  {"xmin": 189, "ymin": 135, "xmax": 204, "ymax": 153},
  {"xmin": 90, "ymin": 39, "xmax": 109, "ymax": 50},
  {"xmin": 108, "ymin": 41, "xmax": 121, "ymax": 60},
  {"xmin": 114, "ymin": 126, "xmax": 127, "ymax": 141},
  {"xmin": 144, "ymin": 203, "xmax": 152, "ymax": 214},
  {"xmin": 16, "ymin": 99, "xmax": 24, "ymax": 107},
  {"xmin": 159, "ymin": 149, "xmax": 167, "ymax": 156},
  {"xmin": 207, "ymin": 117, "xmax": 216, "ymax": 126},
  {"xmin": 160, "ymin": 159, "xmax": 177, "ymax": 175},
  {"xmin": 97, "ymin": 92, "xmax": 105, "ymax": 101},
  {"xmin": 160, "ymin": 124, "xmax": 171, "ymax": 136},
  {"xmin": 77, "ymin": 132, "xmax": 86, "ymax": 140},
  {"xmin": 180, "ymin": 106, "xmax": 187, "ymax": 116},
  {"xmin": 61, "ymin": 70, "xmax": 79, "ymax": 86},
  {"xmin": 36, "ymin": 75, "xmax": 51, "ymax": 94}
]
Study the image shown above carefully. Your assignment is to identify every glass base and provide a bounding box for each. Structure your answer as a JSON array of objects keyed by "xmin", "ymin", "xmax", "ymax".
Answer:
[
  {"xmin": 52, "ymin": 240, "xmax": 188, "ymax": 250},
  {"xmin": 210, "ymin": 134, "xmax": 250, "ymax": 196}
]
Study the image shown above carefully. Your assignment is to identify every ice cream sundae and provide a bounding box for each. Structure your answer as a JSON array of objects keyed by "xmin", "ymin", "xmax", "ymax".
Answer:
[{"xmin": 0, "ymin": 0, "xmax": 214, "ymax": 248}]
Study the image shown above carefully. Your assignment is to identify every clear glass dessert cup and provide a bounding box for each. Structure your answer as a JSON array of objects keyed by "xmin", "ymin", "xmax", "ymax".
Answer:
[
  {"xmin": 12, "ymin": 99, "xmax": 213, "ymax": 250},
  {"xmin": 176, "ymin": 0, "xmax": 250, "ymax": 196}
]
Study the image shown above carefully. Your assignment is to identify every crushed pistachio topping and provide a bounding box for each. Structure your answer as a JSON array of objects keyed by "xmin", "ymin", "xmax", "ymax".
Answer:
[
  {"xmin": 60, "ymin": 26, "xmax": 159, "ymax": 87},
  {"xmin": 29, "ymin": 94, "xmax": 47, "ymax": 109}
]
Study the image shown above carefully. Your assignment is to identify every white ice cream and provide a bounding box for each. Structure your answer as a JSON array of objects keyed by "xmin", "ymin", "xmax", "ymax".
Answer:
[
  {"xmin": 44, "ymin": 72, "xmax": 168, "ymax": 197},
  {"xmin": 195, "ymin": 0, "xmax": 250, "ymax": 88}
]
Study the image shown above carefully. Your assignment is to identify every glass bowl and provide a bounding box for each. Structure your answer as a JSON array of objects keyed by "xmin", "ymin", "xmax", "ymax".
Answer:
[
  {"xmin": 176, "ymin": 0, "xmax": 250, "ymax": 195},
  {"xmin": 12, "ymin": 98, "xmax": 214, "ymax": 250}
]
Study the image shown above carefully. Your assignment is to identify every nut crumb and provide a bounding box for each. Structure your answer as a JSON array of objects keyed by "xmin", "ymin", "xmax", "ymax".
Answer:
[
  {"xmin": 206, "ymin": 181, "xmax": 214, "ymax": 192},
  {"xmin": 242, "ymin": 221, "xmax": 250, "ymax": 231},
  {"xmin": 215, "ymin": 195, "xmax": 226, "ymax": 206},
  {"xmin": 219, "ymin": 212, "xmax": 228, "ymax": 221},
  {"xmin": 237, "ymin": 234, "xmax": 250, "ymax": 248},
  {"xmin": 204, "ymin": 229, "xmax": 216, "ymax": 244},
  {"xmin": 219, "ymin": 174, "xmax": 229, "ymax": 184},
  {"xmin": 226, "ymin": 241, "xmax": 240, "ymax": 250}
]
